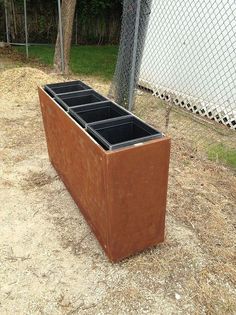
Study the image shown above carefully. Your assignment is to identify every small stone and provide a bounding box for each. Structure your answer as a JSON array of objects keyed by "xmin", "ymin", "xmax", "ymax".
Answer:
[{"xmin": 175, "ymin": 293, "xmax": 181, "ymax": 300}]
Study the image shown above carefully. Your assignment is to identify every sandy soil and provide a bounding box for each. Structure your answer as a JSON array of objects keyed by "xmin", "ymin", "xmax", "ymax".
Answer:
[{"xmin": 0, "ymin": 58, "xmax": 235, "ymax": 314}]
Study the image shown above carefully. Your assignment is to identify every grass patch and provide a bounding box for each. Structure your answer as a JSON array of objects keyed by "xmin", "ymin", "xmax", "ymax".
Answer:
[
  {"xmin": 208, "ymin": 143, "xmax": 236, "ymax": 169},
  {"xmin": 15, "ymin": 45, "xmax": 54, "ymax": 65},
  {"xmin": 14, "ymin": 44, "xmax": 118, "ymax": 80}
]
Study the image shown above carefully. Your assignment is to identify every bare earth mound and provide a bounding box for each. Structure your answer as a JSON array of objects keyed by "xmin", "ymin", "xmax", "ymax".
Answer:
[{"xmin": 0, "ymin": 67, "xmax": 59, "ymax": 103}]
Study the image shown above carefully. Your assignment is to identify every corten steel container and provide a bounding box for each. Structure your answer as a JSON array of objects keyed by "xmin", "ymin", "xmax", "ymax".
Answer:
[{"xmin": 38, "ymin": 87, "xmax": 171, "ymax": 262}]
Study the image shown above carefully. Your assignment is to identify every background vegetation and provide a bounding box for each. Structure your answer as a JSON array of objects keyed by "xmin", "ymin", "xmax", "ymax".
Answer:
[
  {"xmin": 15, "ymin": 44, "xmax": 118, "ymax": 80},
  {"xmin": 0, "ymin": 0, "xmax": 122, "ymax": 44}
]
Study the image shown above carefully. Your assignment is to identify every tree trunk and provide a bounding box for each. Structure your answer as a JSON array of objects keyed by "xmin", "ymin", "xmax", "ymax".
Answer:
[{"xmin": 54, "ymin": 0, "xmax": 76, "ymax": 74}]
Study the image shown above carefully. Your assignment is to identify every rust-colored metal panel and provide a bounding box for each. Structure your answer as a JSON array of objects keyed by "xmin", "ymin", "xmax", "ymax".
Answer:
[
  {"xmin": 38, "ymin": 87, "xmax": 170, "ymax": 262},
  {"xmin": 106, "ymin": 140, "xmax": 170, "ymax": 261},
  {"xmin": 39, "ymin": 88, "xmax": 109, "ymax": 250}
]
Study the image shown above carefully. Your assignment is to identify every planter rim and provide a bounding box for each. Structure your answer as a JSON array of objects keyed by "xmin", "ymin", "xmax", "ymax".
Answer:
[
  {"xmin": 44, "ymin": 80, "xmax": 92, "ymax": 97},
  {"xmin": 39, "ymin": 86, "xmax": 170, "ymax": 154}
]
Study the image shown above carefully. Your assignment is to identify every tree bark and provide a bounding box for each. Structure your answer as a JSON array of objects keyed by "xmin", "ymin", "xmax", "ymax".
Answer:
[{"xmin": 54, "ymin": 0, "xmax": 76, "ymax": 74}]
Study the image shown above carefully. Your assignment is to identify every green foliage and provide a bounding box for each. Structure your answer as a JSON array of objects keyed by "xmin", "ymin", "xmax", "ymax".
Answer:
[
  {"xmin": 78, "ymin": 0, "xmax": 121, "ymax": 18},
  {"xmin": 207, "ymin": 143, "xmax": 236, "ymax": 169},
  {"xmin": 76, "ymin": 0, "xmax": 122, "ymax": 44},
  {"xmin": 14, "ymin": 44, "xmax": 118, "ymax": 80},
  {"xmin": 0, "ymin": 0, "xmax": 121, "ymax": 44}
]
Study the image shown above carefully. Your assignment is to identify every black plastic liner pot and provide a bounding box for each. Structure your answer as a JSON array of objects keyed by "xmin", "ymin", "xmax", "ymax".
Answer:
[
  {"xmin": 44, "ymin": 80, "xmax": 91, "ymax": 97},
  {"xmin": 55, "ymin": 90, "xmax": 107, "ymax": 111},
  {"xmin": 69, "ymin": 101, "xmax": 131, "ymax": 128},
  {"xmin": 87, "ymin": 116, "xmax": 162, "ymax": 150}
]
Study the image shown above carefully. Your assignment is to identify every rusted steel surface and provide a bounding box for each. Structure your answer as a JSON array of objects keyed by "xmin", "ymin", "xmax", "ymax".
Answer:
[
  {"xmin": 39, "ymin": 88, "xmax": 108, "ymax": 251},
  {"xmin": 106, "ymin": 141, "xmax": 170, "ymax": 260},
  {"xmin": 38, "ymin": 87, "xmax": 171, "ymax": 262}
]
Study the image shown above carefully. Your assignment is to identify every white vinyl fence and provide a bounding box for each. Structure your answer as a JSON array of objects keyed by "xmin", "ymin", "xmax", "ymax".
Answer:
[{"xmin": 140, "ymin": 0, "xmax": 236, "ymax": 129}]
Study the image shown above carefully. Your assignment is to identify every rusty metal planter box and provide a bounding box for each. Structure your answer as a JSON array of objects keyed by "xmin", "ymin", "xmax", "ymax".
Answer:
[{"xmin": 38, "ymin": 87, "xmax": 170, "ymax": 262}]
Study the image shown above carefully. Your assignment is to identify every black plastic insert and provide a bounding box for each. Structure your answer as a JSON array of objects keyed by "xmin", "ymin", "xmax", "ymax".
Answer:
[
  {"xmin": 87, "ymin": 116, "xmax": 162, "ymax": 150},
  {"xmin": 69, "ymin": 101, "xmax": 131, "ymax": 127},
  {"xmin": 45, "ymin": 80, "xmax": 91, "ymax": 97},
  {"xmin": 54, "ymin": 90, "xmax": 107, "ymax": 110}
]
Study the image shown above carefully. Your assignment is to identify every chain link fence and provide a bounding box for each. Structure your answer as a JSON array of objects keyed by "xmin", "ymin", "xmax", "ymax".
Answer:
[{"xmin": 110, "ymin": 0, "xmax": 236, "ymax": 159}]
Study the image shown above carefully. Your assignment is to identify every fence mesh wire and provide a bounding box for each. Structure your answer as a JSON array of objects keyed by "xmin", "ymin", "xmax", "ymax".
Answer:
[
  {"xmin": 110, "ymin": 0, "xmax": 236, "ymax": 157},
  {"xmin": 109, "ymin": 0, "xmax": 153, "ymax": 109}
]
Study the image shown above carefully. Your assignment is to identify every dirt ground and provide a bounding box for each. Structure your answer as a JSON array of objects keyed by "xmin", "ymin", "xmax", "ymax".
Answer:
[{"xmin": 0, "ymin": 53, "xmax": 236, "ymax": 314}]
